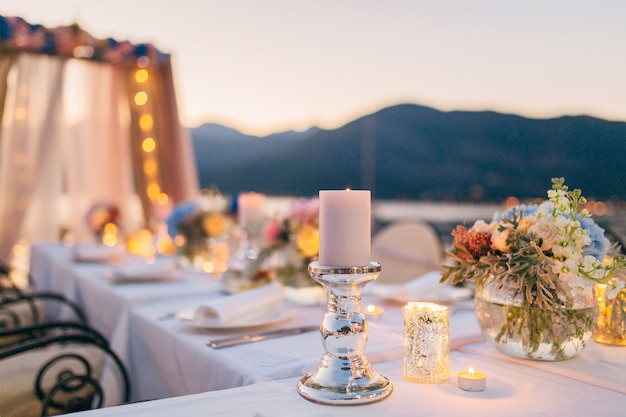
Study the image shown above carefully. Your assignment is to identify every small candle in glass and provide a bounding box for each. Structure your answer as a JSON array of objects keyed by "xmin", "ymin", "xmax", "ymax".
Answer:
[
  {"xmin": 593, "ymin": 281, "xmax": 626, "ymax": 346},
  {"xmin": 402, "ymin": 302, "xmax": 450, "ymax": 383}
]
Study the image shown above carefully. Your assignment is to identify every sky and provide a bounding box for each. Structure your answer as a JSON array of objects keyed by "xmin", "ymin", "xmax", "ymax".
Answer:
[{"xmin": 2, "ymin": 0, "xmax": 625, "ymax": 135}]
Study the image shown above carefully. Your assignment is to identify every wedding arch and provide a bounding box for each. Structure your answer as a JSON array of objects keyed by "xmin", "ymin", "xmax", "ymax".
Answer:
[{"xmin": 0, "ymin": 16, "xmax": 198, "ymax": 264}]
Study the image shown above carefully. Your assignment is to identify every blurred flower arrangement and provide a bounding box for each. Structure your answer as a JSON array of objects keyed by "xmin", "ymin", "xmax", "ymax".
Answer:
[
  {"xmin": 85, "ymin": 200, "xmax": 120, "ymax": 244},
  {"xmin": 0, "ymin": 15, "xmax": 166, "ymax": 67},
  {"xmin": 166, "ymin": 191, "xmax": 231, "ymax": 271},
  {"xmin": 166, "ymin": 202, "xmax": 228, "ymax": 241},
  {"xmin": 441, "ymin": 178, "xmax": 626, "ymax": 360},
  {"xmin": 260, "ymin": 198, "xmax": 320, "ymax": 287}
]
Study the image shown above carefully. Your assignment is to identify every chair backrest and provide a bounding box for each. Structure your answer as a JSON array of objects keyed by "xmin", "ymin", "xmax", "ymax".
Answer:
[
  {"xmin": 371, "ymin": 220, "xmax": 444, "ymax": 284},
  {"xmin": 0, "ymin": 293, "xmax": 87, "ymax": 344},
  {"xmin": 0, "ymin": 261, "xmax": 86, "ymax": 336},
  {"xmin": 0, "ymin": 323, "xmax": 130, "ymax": 417}
]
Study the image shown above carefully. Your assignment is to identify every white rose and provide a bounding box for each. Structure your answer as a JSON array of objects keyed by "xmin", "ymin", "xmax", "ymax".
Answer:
[
  {"xmin": 491, "ymin": 228, "xmax": 511, "ymax": 251},
  {"xmin": 470, "ymin": 220, "xmax": 492, "ymax": 234},
  {"xmin": 528, "ymin": 218, "xmax": 558, "ymax": 251}
]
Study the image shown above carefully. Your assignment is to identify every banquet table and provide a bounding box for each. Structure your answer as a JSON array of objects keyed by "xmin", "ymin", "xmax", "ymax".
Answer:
[
  {"xmin": 28, "ymin": 242, "xmax": 626, "ymax": 416},
  {"xmin": 28, "ymin": 243, "xmax": 483, "ymax": 403}
]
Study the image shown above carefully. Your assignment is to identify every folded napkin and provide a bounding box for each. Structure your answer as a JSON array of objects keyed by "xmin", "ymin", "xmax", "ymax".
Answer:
[
  {"xmin": 111, "ymin": 258, "xmax": 177, "ymax": 282},
  {"xmin": 191, "ymin": 282, "xmax": 285, "ymax": 326},
  {"xmin": 367, "ymin": 270, "xmax": 473, "ymax": 304},
  {"xmin": 72, "ymin": 243, "xmax": 126, "ymax": 263}
]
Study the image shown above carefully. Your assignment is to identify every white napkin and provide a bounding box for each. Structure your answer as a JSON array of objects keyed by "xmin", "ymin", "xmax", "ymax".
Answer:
[
  {"xmin": 367, "ymin": 270, "xmax": 472, "ymax": 303},
  {"xmin": 192, "ymin": 282, "xmax": 284, "ymax": 326},
  {"xmin": 72, "ymin": 243, "xmax": 126, "ymax": 263},
  {"xmin": 111, "ymin": 258, "xmax": 177, "ymax": 282}
]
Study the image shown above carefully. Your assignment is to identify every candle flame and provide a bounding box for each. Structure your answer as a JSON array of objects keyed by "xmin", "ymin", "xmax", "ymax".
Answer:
[
  {"xmin": 469, "ymin": 368, "xmax": 475, "ymax": 376},
  {"xmin": 366, "ymin": 304, "xmax": 376, "ymax": 313}
]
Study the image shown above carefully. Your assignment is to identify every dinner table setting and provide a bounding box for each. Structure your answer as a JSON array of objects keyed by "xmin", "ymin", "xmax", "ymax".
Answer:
[{"xmin": 27, "ymin": 184, "xmax": 626, "ymax": 416}]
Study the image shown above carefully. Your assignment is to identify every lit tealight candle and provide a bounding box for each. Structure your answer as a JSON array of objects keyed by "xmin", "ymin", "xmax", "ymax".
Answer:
[
  {"xmin": 364, "ymin": 304, "xmax": 384, "ymax": 320},
  {"xmin": 458, "ymin": 368, "xmax": 486, "ymax": 392}
]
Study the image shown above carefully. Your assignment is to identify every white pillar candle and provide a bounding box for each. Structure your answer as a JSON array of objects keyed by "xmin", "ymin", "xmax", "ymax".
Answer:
[
  {"xmin": 238, "ymin": 192, "xmax": 265, "ymax": 228},
  {"xmin": 319, "ymin": 189, "xmax": 371, "ymax": 267}
]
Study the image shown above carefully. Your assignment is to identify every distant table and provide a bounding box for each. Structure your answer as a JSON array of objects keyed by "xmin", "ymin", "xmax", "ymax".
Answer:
[{"xmin": 29, "ymin": 244, "xmax": 221, "ymax": 340}]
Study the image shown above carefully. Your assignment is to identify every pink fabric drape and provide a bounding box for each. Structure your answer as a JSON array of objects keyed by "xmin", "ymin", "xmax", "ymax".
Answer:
[
  {"xmin": 154, "ymin": 57, "xmax": 198, "ymax": 204},
  {"xmin": 124, "ymin": 56, "xmax": 198, "ymax": 224}
]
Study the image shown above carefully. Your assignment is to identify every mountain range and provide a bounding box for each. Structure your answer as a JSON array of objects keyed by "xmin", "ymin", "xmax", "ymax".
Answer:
[{"xmin": 190, "ymin": 103, "xmax": 626, "ymax": 202}]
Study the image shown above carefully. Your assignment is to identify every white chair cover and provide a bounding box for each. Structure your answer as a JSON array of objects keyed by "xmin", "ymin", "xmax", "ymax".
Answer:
[{"xmin": 371, "ymin": 220, "xmax": 444, "ymax": 284}]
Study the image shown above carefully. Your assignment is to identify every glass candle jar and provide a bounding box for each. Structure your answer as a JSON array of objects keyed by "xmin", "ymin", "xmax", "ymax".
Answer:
[{"xmin": 402, "ymin": 302, "xmax": 450, "ymax": 383}]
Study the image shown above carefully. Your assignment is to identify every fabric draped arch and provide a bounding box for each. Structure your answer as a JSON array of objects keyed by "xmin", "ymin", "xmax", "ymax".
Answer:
[{"xmin": 0, "ymin": 19, "xmax": 198, "ymax": 265}]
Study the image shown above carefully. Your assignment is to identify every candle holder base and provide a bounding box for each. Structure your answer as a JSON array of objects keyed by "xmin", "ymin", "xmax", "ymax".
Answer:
[{"xmin": 297, "ymin": 262, "xmax": 393, "ymax": 405}]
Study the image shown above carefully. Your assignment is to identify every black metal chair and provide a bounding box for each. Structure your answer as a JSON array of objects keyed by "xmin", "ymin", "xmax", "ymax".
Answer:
[
  {"xmin": 0, "ymin": 321, "xmax": 131, "ymax": 416},
  {"xmin": 0, "ymin": 261, "xmax": 130, "ymax": 415},
  {"xmin": 0, "ymin": 261, "xmax": 87, "ymax": 339}
]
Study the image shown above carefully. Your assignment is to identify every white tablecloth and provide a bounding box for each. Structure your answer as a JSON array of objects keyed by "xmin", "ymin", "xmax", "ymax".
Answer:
[
  {"xmin": 460, "ymin": 341, "xmax": 626, "ymax": 394},
  {"xmin": 122, "ymin": 294, "xmax": 481, "ymax": 400},
  {"xmin": 63, "ymin": 352, "xmax": 626, "ymax": 417}
]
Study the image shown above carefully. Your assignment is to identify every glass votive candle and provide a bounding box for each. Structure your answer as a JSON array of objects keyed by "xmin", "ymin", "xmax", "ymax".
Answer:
[
  {"xmin": 593, "ymin": 282, "xmax": 626, "ymax": 346},
  {"xmin": 402, "ymin": 302, "xmax": 450, "ymax": 383}
]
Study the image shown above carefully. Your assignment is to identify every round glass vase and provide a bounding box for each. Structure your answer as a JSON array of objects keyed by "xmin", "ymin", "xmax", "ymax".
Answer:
[
  {"xmin": 593, "ymin": 280, "xmax": 626, "ymax": 346},
  {"xmin": 475, "ymin": 274, "xmax": 597, "ymax": 361}
]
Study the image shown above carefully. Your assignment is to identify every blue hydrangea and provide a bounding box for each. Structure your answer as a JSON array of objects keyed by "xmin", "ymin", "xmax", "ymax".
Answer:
[
  {"xmin": 165, "ymin": 201, "xmax": 200, "ymax": 238},
  {"xmin": 581, "ymin": 217, "xmax": 611, "ymax": 259},
  {"xmin": 493, "ymin": 204, "xmax": 540, "ymax": 222}
]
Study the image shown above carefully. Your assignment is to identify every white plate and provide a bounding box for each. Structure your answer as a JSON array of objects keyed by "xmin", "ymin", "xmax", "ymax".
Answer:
[
  {"xmin": 108, "ymin": 271, "xmax": 180, "ymax": 284},
  {"xmin": 176, "ymin": 305, "xmax": 296, "ymax": 331},
  {"xmin": 71, "ymin": 244, "xmax": 126, "ymax": 263},
  {"xmin": 104, "ymin": 259, "xmax": 179, "ymax": 284}
]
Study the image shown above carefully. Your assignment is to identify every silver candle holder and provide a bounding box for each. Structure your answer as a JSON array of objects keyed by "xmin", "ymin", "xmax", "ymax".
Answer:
[{"xmin": 297, "ymin": 261, "xmax": 393, "ymax": 405}]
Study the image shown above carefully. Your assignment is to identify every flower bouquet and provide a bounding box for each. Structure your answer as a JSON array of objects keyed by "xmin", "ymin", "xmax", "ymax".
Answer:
[
  {"xmin": 441, "ymin": 178, "xmax": 625, "ymax": 360},
  {"xmin": 260, "ymin": 197, "xmax": 320, "ymax": 288},
  {"xmin": 166, "ymin": 194, "xmax": 231, "ymax": 271},
  {"xmin": 85, "ymin": 200, "xmax": 120, "ymax": 243}
]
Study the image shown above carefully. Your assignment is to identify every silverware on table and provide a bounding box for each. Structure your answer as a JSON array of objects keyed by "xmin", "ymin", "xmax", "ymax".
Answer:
[
  {"xmin": 157, "ymin": 312, "xmax": 177, "ymax": 321},
  {"xmin": 207, "ymin": 325, "xmax": 319, "ymax": 349}
]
